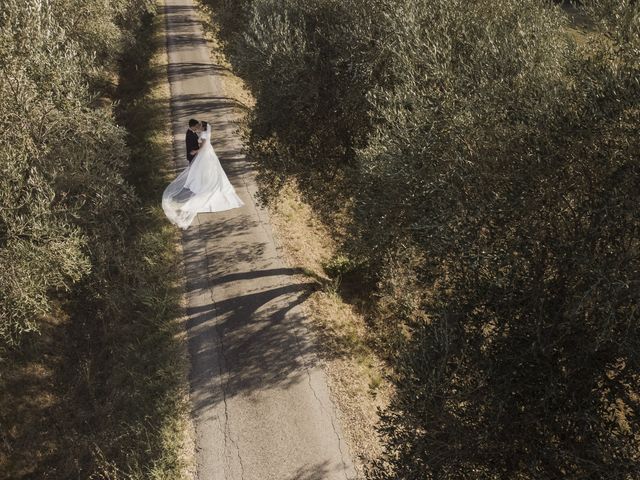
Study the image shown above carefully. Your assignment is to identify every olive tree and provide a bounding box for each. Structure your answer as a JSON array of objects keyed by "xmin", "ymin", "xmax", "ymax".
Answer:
[
  {"xmin": 362, "ymin": 1, "xmax": 640, "ymax": 477},
  {"xmin": 0, "ymin": 0, "xmax": 150, "ymax": 345},
  {"xmin": 199, "ymin": 0, "xmax": 640, "ymax": 476}
]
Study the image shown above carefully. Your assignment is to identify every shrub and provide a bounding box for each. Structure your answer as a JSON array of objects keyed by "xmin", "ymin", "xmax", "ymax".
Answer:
[
  {"xmin": 358, "ymin": 1, "xmax": 640, "ymax": 477},
  {"xmin": 203, "ymin": 0, "xmax": 640, "ymax": 476},
  {"xmin": 228, "ymin": 0, "xmax": 389, "ymax": 217}
]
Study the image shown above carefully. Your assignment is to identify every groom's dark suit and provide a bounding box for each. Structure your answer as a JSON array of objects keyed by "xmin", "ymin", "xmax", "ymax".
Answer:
[{"xmin": 186, "ymin": 128, "xmax": 199, "ymax": 163}]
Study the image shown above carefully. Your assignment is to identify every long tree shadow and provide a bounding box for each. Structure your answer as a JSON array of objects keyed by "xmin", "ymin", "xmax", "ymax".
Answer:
[
  {"xmin": 169, "ymin": 93, "xmax": 248, "ymax": 117},
  {"xmin": 167, "ymin": 62, "xmax": 229, "ymax": 80},
  {"xmin": 164, "ymin": 0, "xmax": 253, "ymax": 188},
  {"xmin": 290, "ymin": 461, "xmax": 345, "ymax": 480},
  {"xmin": 187, "ymin": 278, "xmax": 317, "ymax": 417},
  {"xmin": 176, "ymin": 208, "xmax": 332, "ymax": 420}
]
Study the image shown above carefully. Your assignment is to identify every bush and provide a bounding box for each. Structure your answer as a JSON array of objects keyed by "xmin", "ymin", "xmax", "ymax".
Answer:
[
  {"xmin": 1, "ymin": 1, "xmax": 188, "ymax": 478},
  {"xmin": 222, "ymin": 0, "xmax": 387, "ymax": 218},
  {"xmin": 204, "ymin": 0, "xmax": 640, "ymax": 476},
  {"xmin": 363, "ymin": 2, "xmax": 640, "ymax": 477},
  {"xmin": 0, "ymin": 0, "xmax": 145, "ymax": 344}
]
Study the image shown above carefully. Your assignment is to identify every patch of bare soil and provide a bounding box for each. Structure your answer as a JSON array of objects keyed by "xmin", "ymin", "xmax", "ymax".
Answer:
[{"xmin": 0, "ymin": 313, "xmax": 68, "ymax": 479}]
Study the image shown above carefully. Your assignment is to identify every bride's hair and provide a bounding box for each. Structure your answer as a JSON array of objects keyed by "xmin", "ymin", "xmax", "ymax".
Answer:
[{"xmin": 200, "ymin": 121, "xmax": 208, "ymax": 130}]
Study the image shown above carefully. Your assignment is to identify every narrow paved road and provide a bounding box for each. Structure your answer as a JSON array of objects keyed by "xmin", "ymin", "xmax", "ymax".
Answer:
[{"xmin": 163, "ymin": 1, "xmax": 356, "ymax": 479}]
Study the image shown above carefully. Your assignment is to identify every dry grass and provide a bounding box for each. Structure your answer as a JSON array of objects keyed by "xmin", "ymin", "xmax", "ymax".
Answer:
[
  {"xmin": 0, "ymin": 314, "xmax": 66, "ymax": 478},
  {"xmin": 267, "ymin": 183, "xmax": 393, "ymax": 477},
  {"xmin": 559, "ymin": 2, "xmax": 610, "ymax": 49}
]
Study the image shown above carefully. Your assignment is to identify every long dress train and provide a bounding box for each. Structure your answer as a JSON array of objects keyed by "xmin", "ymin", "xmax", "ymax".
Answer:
[{"xmin": 162, "ymin": 123, "xmax": 244, "ymax": 229}]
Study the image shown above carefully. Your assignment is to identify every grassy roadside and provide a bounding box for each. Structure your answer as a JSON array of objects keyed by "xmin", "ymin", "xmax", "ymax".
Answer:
[
  {"xmin": 264, "ymin": 183, "xmax": 394, "ymax": 476},
  {"xmin": 0, "ymin": 4, "xmax": 194, "ymax": 479},
  {"xmin": 195, "ymin": 2, "xmax": 391, "ymax": 476},
  {"xmin": 111, "ymin": 3, "xmax": 195, "ymax": 477}
]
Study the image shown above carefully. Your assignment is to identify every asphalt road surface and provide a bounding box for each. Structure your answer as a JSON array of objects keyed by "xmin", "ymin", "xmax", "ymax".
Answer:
[{"xmin": 164, "ymin": 1, "xmax": 357, "ymax": 478}]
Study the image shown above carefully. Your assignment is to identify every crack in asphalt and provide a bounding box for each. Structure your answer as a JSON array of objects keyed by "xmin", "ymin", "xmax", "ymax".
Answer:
[
  {"xmin": 216, "ymin": 332, "xmax": 246, "ymax": 480},
  {"xmin": 306, "ymin": 368, "xmax": 351, "ymax": 480},
  {"xmin": 282, "ymin": 291, "xmax": 353, "ymax": 480},
  {"xmin": 304, "ymin": 352, "xmax": 352, "ymax": 480},
  {"xmin": 166, "ymin": 5, "xmax": 247, "ymax": 479},
  {"xmin": 237, "ymin": 164, "xmax": 354, "ymax": 479},
  {"xmin": 198, "ymin": 217, "xmax": 246, "ymax": 480}
]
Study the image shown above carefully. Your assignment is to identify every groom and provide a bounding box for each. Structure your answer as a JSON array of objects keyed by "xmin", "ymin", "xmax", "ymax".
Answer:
[{"xmin": 186, "ymin": 118, "xmax": 201, "ymax": 163}]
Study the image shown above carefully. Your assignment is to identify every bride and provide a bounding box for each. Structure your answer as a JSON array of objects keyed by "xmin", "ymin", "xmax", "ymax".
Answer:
[{"xmin": 162, "ymin": 120, "xmax": 244, "ymax": 229}]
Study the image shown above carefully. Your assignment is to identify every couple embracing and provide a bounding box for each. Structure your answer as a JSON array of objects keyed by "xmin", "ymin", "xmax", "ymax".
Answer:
[{"xmin": 162, "ymin": 118, "xmax": 244, "ymax": 229}]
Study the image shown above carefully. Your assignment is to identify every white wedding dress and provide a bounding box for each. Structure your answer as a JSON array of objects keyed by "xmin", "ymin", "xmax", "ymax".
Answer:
[{"xmin": 162, "ymin": 123, "xmax": 244, "ymax": 229}]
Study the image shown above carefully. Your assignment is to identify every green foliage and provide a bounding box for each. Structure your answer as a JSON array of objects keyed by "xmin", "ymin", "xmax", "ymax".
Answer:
[
  {"xmin": 363, "ymin": 2, "xmax": 640, "ymax": 476},
  {"xmin": 1, "ymin": 0, "xmax": 188, "ymax": 478},
  {"xmin": 215, "ymin": 0, "xmax": 384, "ymax": 218},
  {"xmin": 0, "ymin": 0, "xmax": 149, "ymax": 344},
  {"xmin": 203, "ymin": 0, "xmax": 640, "ymax": 476},
  {"xmin": 323, "ymin": 254, "xmax": 360, "ymax": 279}
]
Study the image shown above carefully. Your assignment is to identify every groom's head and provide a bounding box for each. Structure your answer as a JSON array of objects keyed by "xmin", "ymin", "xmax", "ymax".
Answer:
[{"xmin": 188, "ymin": 118, "xmax": 199, "ymax": 130}]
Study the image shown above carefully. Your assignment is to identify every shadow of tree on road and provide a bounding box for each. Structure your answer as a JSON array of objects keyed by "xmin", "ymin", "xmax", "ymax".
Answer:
[{"xmin": 163, "ymin": 3, "xmax": 354, "ymax": 477}]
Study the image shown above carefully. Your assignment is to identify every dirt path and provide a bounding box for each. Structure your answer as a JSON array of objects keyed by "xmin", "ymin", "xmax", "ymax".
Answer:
[{"xmin": 163, "ymin": 1, "xmax": 356, "ymax": 478}]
